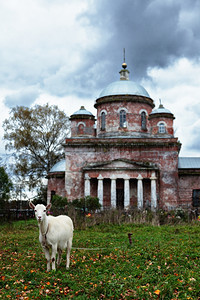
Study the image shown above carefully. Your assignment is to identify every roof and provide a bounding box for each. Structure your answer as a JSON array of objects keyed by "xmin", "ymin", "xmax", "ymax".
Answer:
[
  {"xmin": 71, "ymin": 106, "xmax": 94, "ymax": 116},
  {"xmin": 150, "ymin": 104, "xmax": 172, "ymax": 115},
  {"xmin": 178, "ymin": 157, "xmax": 200, "ymax": 169},
  {"xmin": 49, "ymin": 157, "xmax": 200, "ymax": 173},
  {"xmin": 98, "ymin": 80, "xmax": 150, "ymax": 98},
  {"xmin": 49, "ymin": 159, "xmax": 65, "ymax": 173}
]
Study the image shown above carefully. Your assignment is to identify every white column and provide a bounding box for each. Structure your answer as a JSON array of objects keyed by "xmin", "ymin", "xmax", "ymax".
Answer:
[
  {"xmin": 150, "ymin": 173, "xmax": 157, "ymax": 211},
  {"xmin": 137, "ymin": 174, "xmax": 143, "ymax": 210},
  {"xmin": 97, "ymin": 175, "xmax": 103, "ymax": 208},
  {"xmin": 124, "ymin": 175, "xmax": 130, "ymax": 209},
  {"xmin": 110, "ymin": 175, "xmax": 116, "ymax": 208},
  {"xmin": 84, "ymin": 174, "xmax": 90, "ymax": 197},
  {"xmin": 47, "ymin": 190, "xmax": 51, "ymax": 205}
]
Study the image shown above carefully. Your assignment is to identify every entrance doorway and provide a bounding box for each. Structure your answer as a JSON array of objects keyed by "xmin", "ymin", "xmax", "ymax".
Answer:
[
  {"xmin": 116, "ymin": 179, "xmax": 124, "ymax": 209},
  {"xmin": 116, "ymin": 189, "xmax": 124, "ymax": 209}
]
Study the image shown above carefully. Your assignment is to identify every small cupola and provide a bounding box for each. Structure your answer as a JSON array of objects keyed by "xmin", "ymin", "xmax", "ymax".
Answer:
[
  {"xmin": 149, "ymin": 101, "xmax": 175, "ymax": 136},
  {"xmin": 70, "ymin": 106, "xmax": 96, "ymax": 137}
]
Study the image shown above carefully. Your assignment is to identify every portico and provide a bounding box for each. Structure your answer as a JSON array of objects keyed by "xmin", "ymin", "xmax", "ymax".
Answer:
[{"xmin": 83, "ymin": 159, "xmax": 158, "ymax": 211}]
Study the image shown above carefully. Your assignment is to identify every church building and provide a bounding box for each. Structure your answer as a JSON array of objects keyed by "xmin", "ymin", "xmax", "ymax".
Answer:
[{"xmin": 47, "ymin": 61, "xmax": 200, "ymax": 210}]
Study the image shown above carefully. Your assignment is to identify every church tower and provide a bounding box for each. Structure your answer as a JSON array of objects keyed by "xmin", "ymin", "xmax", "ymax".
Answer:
[{"xmin": 48, "ymin": 58, "xmax": 181, "ymax": 210}]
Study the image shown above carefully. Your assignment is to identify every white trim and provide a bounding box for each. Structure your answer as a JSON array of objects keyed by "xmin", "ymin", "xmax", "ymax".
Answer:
[
  {"xmin": 100, "ymin": 109, "xmax": 107, "ymax": 115},
  {"xmin": 157, "ymin": 121, "xmax": 167, "ymax": 126},
  {"xmin": 117, "ymin": 107, "xmax": 128, "ymax": 113},
  {"xmin": 139, "ymin": 109, "xmax": 148, "ymax": 115},
  {"xmin": 77, "ymin": 122, "xmax": 86, "ymax": 127},
  {"xmin": 157, "ymin": 121, "xmax": 166, "ymax": 134}
]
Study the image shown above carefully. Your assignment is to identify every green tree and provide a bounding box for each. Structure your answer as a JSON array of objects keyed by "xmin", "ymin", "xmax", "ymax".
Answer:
[
  {"xmin": 0, "ymin": 167, "xmax": 13, "ymax": 208},
  {"xmin": 3, "ymin": 104, "xmax": 69, "ymax": 189},
  {"xmin": 51, "ymin": 194, "xmax": 68, "ymax": 208}
]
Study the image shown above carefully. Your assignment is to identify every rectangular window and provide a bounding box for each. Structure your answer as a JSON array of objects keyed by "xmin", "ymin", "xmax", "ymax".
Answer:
[
  {"xmin": 158, "ymin": 123, "xmax": 166, "ymax": 133},
  {"xmin": 51, "ymin": 190, "xmax": 56, "ymax": 201},
  {"xmin": 192, "ymin": 189, "xmax": 200, "ymax": 207},
  {"xmin": 101, "ymin": 112, "xmax": 106, "ymax": 130}
]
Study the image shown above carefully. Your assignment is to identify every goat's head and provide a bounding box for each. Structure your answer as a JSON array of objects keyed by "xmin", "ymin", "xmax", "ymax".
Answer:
[{"xmin": 29, "ymin": 202, "xmax": 52, "ymax": 223}]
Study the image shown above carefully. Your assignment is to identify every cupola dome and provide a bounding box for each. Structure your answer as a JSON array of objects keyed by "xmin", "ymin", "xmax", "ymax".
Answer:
[
  {"xmin": 70, "ymin": 106, "xmax": 96, "ymax": 137},
  {"xmin": 49, "ymin": 159, "xmax": 65, "ymax": 173},
  {"xmin": 99, "ymin": 80, "xmax": 150, "ymax": 98},
  {"xmin": 95, "ymin": 60, "xmax": 155, "ymax": 137},
  {"xmin": 149, "ymin": 102, "xmax": 175, "ymax": 137},
  {"xmin": 70, "ymin": 106, "xmax": 94, "ymax": 118},
  {"xmin": 98, "ymin": 60, "xmax": 150, "ymax": 99},
  {"xmin": 149, "ymin": 103, "xmax": 174, "ymax": 118}
]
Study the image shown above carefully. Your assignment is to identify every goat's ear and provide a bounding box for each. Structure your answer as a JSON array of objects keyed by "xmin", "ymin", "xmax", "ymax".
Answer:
[
  {"xmin": 29, "ymin": 201, "xmax": 35, "ymax": 209},
  {"xmin": 46, "ymin": 203, "xmax": 52, "ymax": 211}
]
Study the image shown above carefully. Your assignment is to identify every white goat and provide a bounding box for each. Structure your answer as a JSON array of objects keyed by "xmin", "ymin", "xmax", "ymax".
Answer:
[{"xmin": 29, "ymin": 202, "xmax": 73, "ymax": 271}]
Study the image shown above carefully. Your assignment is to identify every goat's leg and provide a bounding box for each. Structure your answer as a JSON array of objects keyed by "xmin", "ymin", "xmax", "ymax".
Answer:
[
  {"xmin": 57, "ymin": 248, "xmax": 62, "ymax": 265},
  {"xmin": 51, "ymin": 244, "xmax": 57, "ymax": 270},
  {"xmin": 43, "ymin": 247, "xmax": 51, "ymax": 272},
  {"xmin": 66, "ymin": 238, "xmax": 72, "ymax": 269}
]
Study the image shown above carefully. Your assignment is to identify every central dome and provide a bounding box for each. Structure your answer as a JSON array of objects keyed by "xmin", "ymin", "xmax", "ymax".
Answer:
[{"xmin": 98, "ymin": 80, "xmax": 150, "ymax": 98}]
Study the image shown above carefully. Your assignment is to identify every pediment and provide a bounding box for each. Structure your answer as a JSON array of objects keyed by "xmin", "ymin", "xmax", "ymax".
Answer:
[{"xmin": 83, "ymin": 159, "xmax": 157, "ymax": 171}]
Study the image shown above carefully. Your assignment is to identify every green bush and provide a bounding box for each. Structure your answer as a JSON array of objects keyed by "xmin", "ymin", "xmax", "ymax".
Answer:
[
  {"xmin": 51, "ymin": 194, "xmax": 68, "ymax": 208},
  {"xmin": 70, "ymin": 196, "xmax": 101, "ymax": 213}
]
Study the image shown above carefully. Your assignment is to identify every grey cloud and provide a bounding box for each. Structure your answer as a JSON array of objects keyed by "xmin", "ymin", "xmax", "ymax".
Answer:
[
  {"xmin": 1, "ymin": 0, "xmax": 200, "ymax": 105},
  {"xmin": 79, "ymin": 0, "xmax": 200, "ymax": 85},
  {"xmin": 187, "ymin": 138, "xmax": 200, "ymax": 152},
  {"xmin": 43, "ymin": 60, "xmax": 110, "ymax": 98},
  {"xmin": 42, "ymin": 0, "xmax": 200, "ymax": 99},
  {"xmin": 4, "ymin": 87, "xmax": 40, "ymax": 107}
]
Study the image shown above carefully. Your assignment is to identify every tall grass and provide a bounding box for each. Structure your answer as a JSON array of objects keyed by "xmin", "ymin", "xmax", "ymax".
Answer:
[{"xmin": 58, "ymin": 207, "xmax": 198, "ymax": 230}]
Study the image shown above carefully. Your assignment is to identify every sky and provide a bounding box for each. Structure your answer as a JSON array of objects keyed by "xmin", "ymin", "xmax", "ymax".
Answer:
[{"xmin": 0, "ymin": 0, "xmax": 200, "ymax": 159}]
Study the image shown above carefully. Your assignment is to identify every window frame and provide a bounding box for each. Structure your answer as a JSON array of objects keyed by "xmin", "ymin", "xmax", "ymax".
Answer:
[
  {"xmin": 141, "ymin": 111, "xmax": 147, "ymax": 130},
  {"xmin": 158, "ymin": 122, "xmax": 166, "ymax": 134},
  {"xmin": 192, "ymin": 189, "xmax": 200, "ymax": 207},
  {"xmin": 101, "ymin": 111, "xmax": 106, "ymax": 131},
  {"xmin": 119, "ymin": 109, "xmax": 127, "ymax": 128}
]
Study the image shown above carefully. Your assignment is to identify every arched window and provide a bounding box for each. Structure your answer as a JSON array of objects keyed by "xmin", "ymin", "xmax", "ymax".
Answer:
[
  {"xmin": 101, "ymin": 112, "xmax": 106, "ymax": 130},
  {"xmin": 78, "ymin": 123, "xmax": 84, "ymax": 134},
  {"xmin": 120, "ymin": 110, "xmax": 126, "ymax": 128},
  {"xmin": 158, "ymin": 122, "xmax": 166, "ymax": 133},
  {"xmin": 141, "ymin": 111, "xmax": 147, "ymax": 130}
]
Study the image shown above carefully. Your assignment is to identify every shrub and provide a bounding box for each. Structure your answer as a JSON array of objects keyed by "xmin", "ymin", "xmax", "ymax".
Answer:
[
  {"xmin": 70, "ymin": 196, "xmax": 101, "ymax": 213},
  {"xmin": 51, "ymin": 194, "xmax": 68, "ymax": 209}
]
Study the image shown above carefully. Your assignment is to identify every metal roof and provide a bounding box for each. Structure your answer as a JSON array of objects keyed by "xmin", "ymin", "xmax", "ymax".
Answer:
[
  {"xmin": 178, "ymin": 157, "xmax": 200, "ymax": 169},
  {"xmin": 49, "ymin": 157, "xmax": 200, "ymax": 173},
  {"xmin": 72, "ymin": 106, "xmax": 94, "ymax": 116},
  {"xmin": 150, "ymin": 106, "xmax": 172, "ymax": 115},
  {"xmin": 98, "ymin": 80, "xmax": 150, "ymax": 98},
  {"xmin": 49, "ymin": 159, "xmax": 65, "ymax": 173}
]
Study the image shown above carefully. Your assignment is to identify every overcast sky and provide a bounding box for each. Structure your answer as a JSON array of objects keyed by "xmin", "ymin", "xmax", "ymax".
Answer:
[{"xmin": 0, "ymin": 0, "xmax": 200, "ymax": 158}]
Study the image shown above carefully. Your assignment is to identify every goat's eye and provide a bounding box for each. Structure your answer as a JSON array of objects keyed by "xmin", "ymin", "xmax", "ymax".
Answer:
[
  {"xmin": 34, "ymin": 210, "xmax": 37, "ymax": 212},
  {"xmin": 44, "ymin": 210, "xmax": 46, "ymax": 212}
]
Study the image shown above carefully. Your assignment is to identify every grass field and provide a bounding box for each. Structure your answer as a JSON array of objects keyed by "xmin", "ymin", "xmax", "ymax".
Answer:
[{"xmin": 0, "ymin": 219, "xmax": 200, "ymax": 299}]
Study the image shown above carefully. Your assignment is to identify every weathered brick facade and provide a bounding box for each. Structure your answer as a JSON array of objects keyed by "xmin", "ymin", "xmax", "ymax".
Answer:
[{"xmin": 47, "ymin": 63, "xmax": 200, "ymax": 210}]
